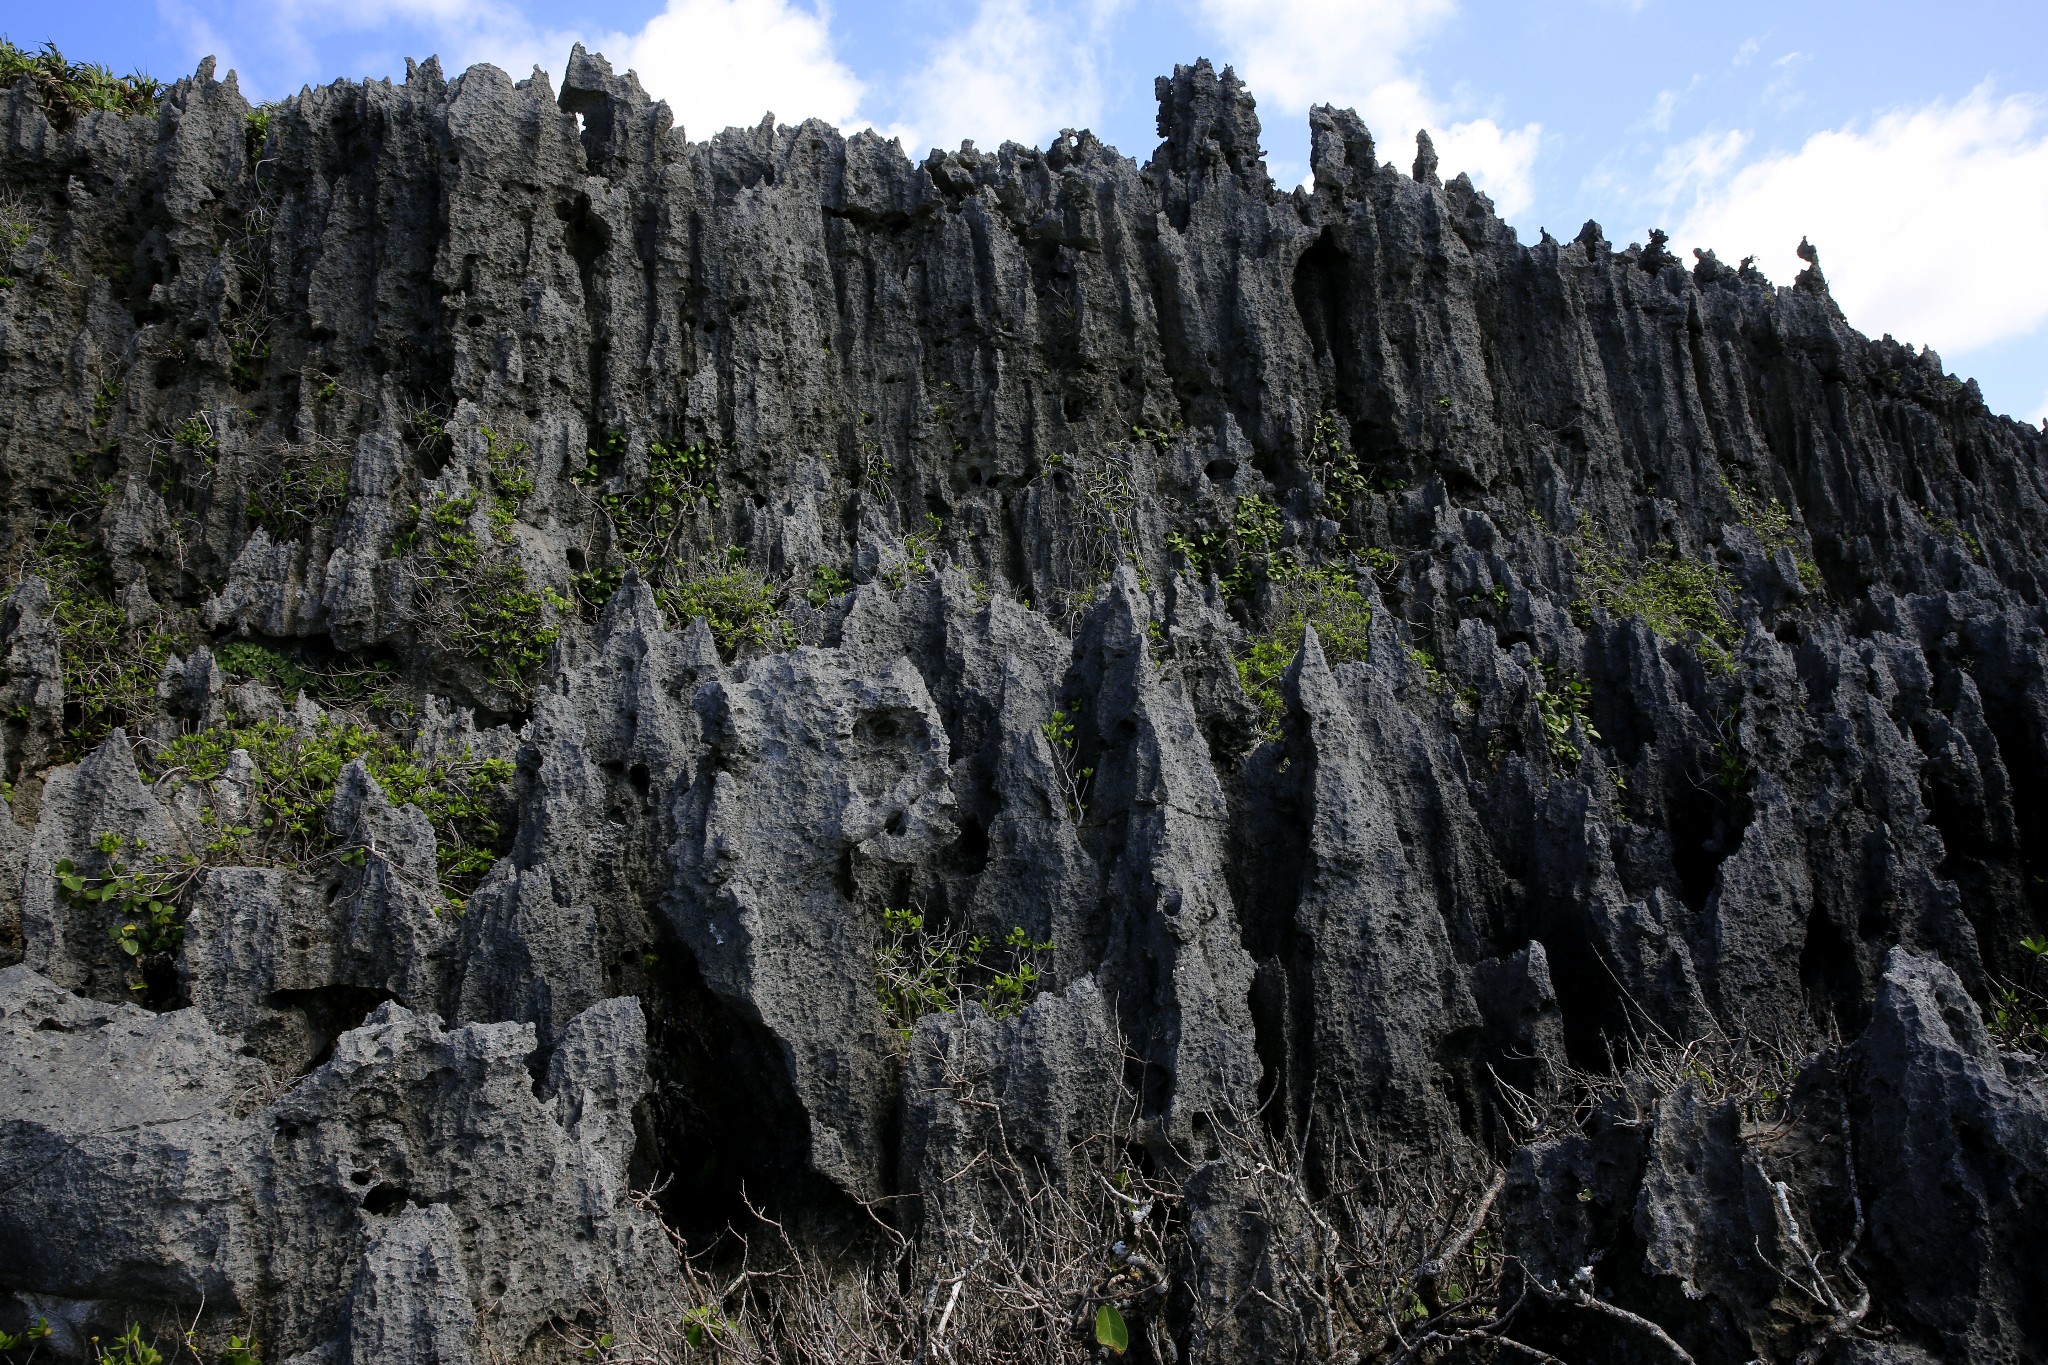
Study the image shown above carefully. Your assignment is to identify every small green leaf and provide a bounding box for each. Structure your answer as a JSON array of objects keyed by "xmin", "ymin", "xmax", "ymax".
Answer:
[
  {"xmin": 1095, "ymin": 1301, "xmax": 1129, "ymax": 1354},
  {"xmin": 120, "ymin": 938, "xmax": 141, "ymax": 956}
]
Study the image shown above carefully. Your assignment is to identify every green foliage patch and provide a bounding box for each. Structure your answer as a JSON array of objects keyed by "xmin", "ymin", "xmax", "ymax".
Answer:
[
  {"xmin": 1235, "ymin": 569, "xmax": 1373, "ymax": 735},
  {"xmin": 55, "ymin": 832, "xmax": 199, "ymax": 999},
  {"xmin": 396, "ymin": 428, "xmax": 565, "ymax": 699},
  {"xmin": 805, "ymin": 563, "xmax": 852, "ymax": 607},
  {"xmin": 0, "ymin": 39, "xmax": 163, "ymax": 126},
  {"xmin": 665, "ymin": 565, "xmax": 788, "ymax": 657},
  {"xmin": 1534, "ymin": 668, "xmax": 1599, "ymax": 766},
  {"xmin": 1724, "ymin": 479, "xmax": 1822, "ymax": 590},
  {"xmin": 573, "ymin": 432, "xmax": 793, "ymax": 656},
  {"xmin": 1573, "ymin": 519, "xmax": 1740, "ymax": 672},
  {"xmin": 21, "ymin": 518, "xmax": 190, "ymax": 747},
  {"xmin": 213, "ymin": 640, "xmax": 394, "ymax": 704},
  {"xmin": 872, "ymin": 907, "xmax": 1055, "ymax": 1039},
  {"xmin": 149, "ymin": 715, "xmax": 515, "ymax": 905}
]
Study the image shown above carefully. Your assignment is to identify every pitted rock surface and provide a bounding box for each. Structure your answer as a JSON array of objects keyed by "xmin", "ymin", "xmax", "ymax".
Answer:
[{"xmin": 2, "ymin": 44, "xmax": 2046, "ymax": 1364}]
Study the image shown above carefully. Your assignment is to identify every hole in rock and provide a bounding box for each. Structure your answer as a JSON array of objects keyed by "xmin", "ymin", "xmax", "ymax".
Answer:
[
  {"xmin": 953, "ymin": 814, "xmax": 991, "ymax": 877},
  {"xmin": 270, "ymin": 985, "xmax": 396, "ymax": 1077},
  {"xmin": 1204, "ymin": 458, "xmax": 1237, "ymax": 484},
  {"xmin": 360, "ymin": 1183, "xmax": 409, "ymax": 1216},
  {"xmin": 884, "ymin": 809, "xmax": 908, "ymax": 837},
  {"xmin": 639, "ymin": 949, "xmax": 870, "ymax": 1246}
]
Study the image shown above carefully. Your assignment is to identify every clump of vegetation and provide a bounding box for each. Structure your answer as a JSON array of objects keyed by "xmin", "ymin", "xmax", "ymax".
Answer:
[
  {"xmin": 1725, "ymin": 478, "xmax": 1822, "ymax": 590},
  {"xmin": 872, "ymin": 906, "xmax": 1055, "ymax": 1039},
  {"xmin": 147, "ymin": 715, "xmax": 515, "ymax": 905},
  {"xmin": 1534, "ymin": 667, "xmax": 1599, "ymax": 766},
  {"xmin": 1918, "ymin": 504, "xmax": 1984, "ymax": 563},
  {"xmin": 881, "ymin": 513, "xmax": 943, "ymax": 592},
  {"xmin": 1405, "ymin": 644, "xmax": 1453, "ymax": 696},
  {"xmin": 1989, "ymin": 935, "xmax": 2048, "ymax": 1055},
  {"xmin": 0, "ymin": 39, "xmax": 163, "ymax": 127},
  {"xmin": 1041, "ymin": 703, "xmax": 1094, "ymax": 821},
  {"xmin": 55, "ymin": 832, "xmax": 198, "ymax": 1000},
  {"xmin": 1573, "ymin": 519, "xmax": 1740, "ymax": 672},
  {"xmin": 1035, "ymin": 444, "xmax": 1145, "ymax": 618},
  {"xmin": 20, "ymin": 519, "xmax": 191, "ymax": 748},
  {"xmin": 666, "ymin": 564, "xmax": 788, "ymax": 657},
  {"xmin": 241, "ymin": 436, "xmax": 350, "ymax": 540},
  {"xmin": 578, "ymin": 432, "xmax": 722, "ymax": 575},
  {"xmin": 1235, "ymin": 570, "xmax": 1373, "ymax": 735},
  {"xmin": 395, "ymin": 428, "xmax": 567, "ymax": 699},
  {"xmin": 0, "ymin": 1317, "xmax": 52, "ymax": 1352},
  {"xmin": 572, "ymin": 431, "xmax": 796, "ymax": 655},
  {"xmin": 1305, "ymin": 411, "xmax": 1370, "ymax": 523},
  {"xmin": 804, "ymin": 563, "xmax": 852, "ymax": 608},
  {"xmin": 214, "ymin": 640, "xmax": 394, "ymax": 704}
]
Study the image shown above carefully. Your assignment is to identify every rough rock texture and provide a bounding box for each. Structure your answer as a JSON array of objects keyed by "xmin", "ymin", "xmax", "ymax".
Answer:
[{"xmin": 2, "ymin": 46, "xmax": 2046, "ymax": 1364}]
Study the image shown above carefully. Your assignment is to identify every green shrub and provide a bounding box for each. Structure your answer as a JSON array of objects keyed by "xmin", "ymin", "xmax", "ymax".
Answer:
[
  {"xmin": 1724, "ymin": 479, "xmax": 1821, "ymax": 590},
  {"xmin": 55, "ymin": 832, "xmax": 199, "ymax": 999},
  {"xmin": 0, "ymin": 39, "xmax": 163, "ymax": 126},
  {"xmin": 1573, "ymin": 520, "xmax": 1739, "ymax": 672},
  {"xmin": 872, "ymin": 907, "xmax": 1054, "ymax": 1039},
  {"xmin": 1305, "ymin": 411, "xmax": 1369, "ymax": 522},
  {"xmin": 1235, "ymin": 570, "xmax": 1373, "ymax": 734},
  {"xmin": 395, "ymin": 428, "xmax": 563, "ymax": 699},
  {"xmin": 214, "ymin": 640, "xmax": 393, "ymax": 703},
  {"xmin": 149, "ymin": 716, "xmax": 515, "ymax": 906},
  {"xmin": 1042, "ymin": 704, "xmax": 1094, "ymax": 820},
  {"xmin": 663, "ymin": 568, "xmax": 787, "ymax": 657},
  {"xmin": 20, "ymin": 519, "xmax": 189, "ymax": 747},
  {"xmin": 805, "ymin": 563, "xmax": 852, "ymax": 607},
  {"xmin": 579, "ymin": 431, "xmax": 721, "ymax": 586},
  {"xmin": 1534, "ymin": 669, "xmax": 1599, "ymax": 766}
]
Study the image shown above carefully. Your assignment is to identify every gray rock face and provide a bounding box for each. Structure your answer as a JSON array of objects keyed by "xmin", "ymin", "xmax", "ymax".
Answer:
[
  {"xmin": 0, "ymin": 966, "xmax": 662, "ymax": 1360},
  {"xmin": 2, "ymin": 43, "xmax": 2045, "ymax": 1364}
]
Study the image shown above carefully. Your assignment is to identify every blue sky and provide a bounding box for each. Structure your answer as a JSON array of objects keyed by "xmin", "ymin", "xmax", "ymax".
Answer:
[{"xmin": 16, "ymin": 0, "xmax": 2048, "ymax": 425}]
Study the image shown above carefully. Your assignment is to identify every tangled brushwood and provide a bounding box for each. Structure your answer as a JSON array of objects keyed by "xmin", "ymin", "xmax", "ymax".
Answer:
[{"xmin": 544, "ymin": 1024, "xmax": 1875, "ymax": 1365}]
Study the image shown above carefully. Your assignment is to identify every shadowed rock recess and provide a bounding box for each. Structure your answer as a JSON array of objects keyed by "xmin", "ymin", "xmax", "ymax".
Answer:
[{"xmin": 2, "ymin": 45, "xmax": 2046, "ymax": 1365}]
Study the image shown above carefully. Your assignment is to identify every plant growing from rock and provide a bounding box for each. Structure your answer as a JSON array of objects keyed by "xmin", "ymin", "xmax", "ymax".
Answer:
[
  {"xmin": 240, "ymin": 435, "xmax": 351, "ymax": 540},
  {"xmin": 148, "ymin": 715, "xmax": 515, "ymax": 906},
  {"xmin": 1041, "ymin": 703, "xmax": 1094, "ymax": 820},
  {"xmin": 1534, "ymin": 666, "xmax": 1599, "ymax": 766},
  {"xmin": 17, "ymin": 515, "xmax": 192, "ymax": 750},
  {"xmin": 871, "ymin": 906, "xmax": 1054, "ymax": 1038},
  {"xmin": 1235, "ymin": 568, "xmax": 1373, "ymax": 735},
  {"xmin": 1572, "ymin": 517, "xmax": 1740, "ymax": 672},
  {"xmin": 0, "ymin": 40, "xmax": 163, "ymax": 126},
  {"xmin": 55, "ymin": 832, "xmax": 203, "ymax": 998},
  {"xmin": 1724, "ymin": 477, "xmax": 1822, "ymax": 591},
  {"xmin": 396, "ymin": 427, "xmax": 566, "ymax": 700}
]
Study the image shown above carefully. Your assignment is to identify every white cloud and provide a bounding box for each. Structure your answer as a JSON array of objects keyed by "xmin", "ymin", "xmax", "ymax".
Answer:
[
  {"xmin": 882, "ymin": 0, "xmax": 1122, "ymax": 155},
  {"xmin": 1650, "ymin": 129, "xmax": 1748, "ymax": 201},
  {"xmin": 166, "ymin": 0, "xmax": 865, "ymax": 138},
  {"xmin": 612, "ymin": 0, "xmax": 864, "ymax": 135},
  {"xmin": 1670, "ymin": 84, "xmax": 2048, "ymax": 358},
  {"xmin": 1193, "ymin": 0, "xmax": 1542, "ymax": 216}
]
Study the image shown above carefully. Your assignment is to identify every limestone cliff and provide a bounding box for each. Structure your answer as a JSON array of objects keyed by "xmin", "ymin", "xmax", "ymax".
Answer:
[{"xmin": 1, "ymin": 49, "xmax": 2044, "ymax": 1365}]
